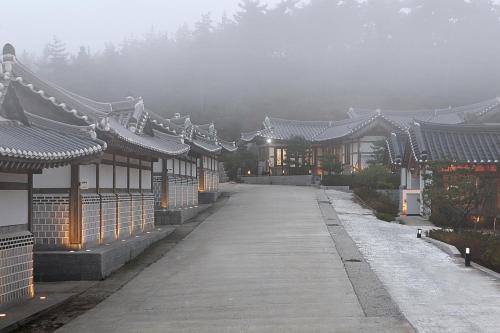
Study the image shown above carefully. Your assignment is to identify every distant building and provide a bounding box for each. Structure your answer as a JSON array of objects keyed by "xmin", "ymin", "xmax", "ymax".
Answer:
[{"xmin": 241, "ymin": 99, "xmax": 500, "ymax": 177}]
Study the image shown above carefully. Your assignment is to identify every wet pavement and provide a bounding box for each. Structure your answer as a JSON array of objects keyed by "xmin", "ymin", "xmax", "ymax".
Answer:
[
  {"xmin": 327, "ymin": 189, "xmax": 500, "ymax": 333},
  {"xmin": 56, "ymin": 185, "xmax": 412, "ymax": 332}
]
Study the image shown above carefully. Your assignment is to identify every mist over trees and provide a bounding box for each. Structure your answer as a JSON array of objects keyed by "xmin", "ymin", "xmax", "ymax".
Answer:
[{"xmin": 22, "ymin": 0, "xmax": 500, "ymax": 139}]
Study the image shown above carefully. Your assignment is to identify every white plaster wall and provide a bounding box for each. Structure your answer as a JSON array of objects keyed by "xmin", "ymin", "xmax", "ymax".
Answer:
[
  {"xmin": 116, "ymin": 166, "xmax": 128, "ymax": 189},
  {"xmin": 0, "ymin": 173, "xmax": 27, "ymax": 183},
  {"xmin": 142, "ymin": 170, "xmax": 152, "ymax": 189},
  {"xmin": 79, "ymin": 164, "xmax": 96, "ymax": 189},
  {"xmin": 0, "ymin": 190, "xmax": 28, "ymax": 226},
  {"xmin": 33, "ymin": 165, "xmax": 71, "ymax": 188},
  {"xmin": 180, "ymin": 160, "xmax": 186, "ymax": 176},
  {"xmin": 167, "ymin": 159, "xmax": 173, "ymax": 174},
  {"xmin": 153, "ymin": 159, "xmax": 163, "ymax": 173},
  {"xmin": 130, "ymin": 168, "xmax": 140, "ymax": 189},
  {"xmin": 99, "ymin": 164, "xmax": 113, "ymax": 189}
]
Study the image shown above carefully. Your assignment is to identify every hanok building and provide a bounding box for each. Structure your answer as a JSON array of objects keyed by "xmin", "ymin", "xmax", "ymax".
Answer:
[
  {"xmin": 389, "ymin": 121, "xmax": 500, "ymax": 218},
  {"xmin": 241, "ymin": 98, "xmax": 500, "ymax": 178},
  {"xmin": 148, "ymin": 111, "xmax": 236, "ymax": 219},
  {"xmin": 0, "ymin": 44, "xmax": 192, "ymax": 283},
  {"xmin": 0, "ymin": 45, "xmax": 109, "ymax": 305}
]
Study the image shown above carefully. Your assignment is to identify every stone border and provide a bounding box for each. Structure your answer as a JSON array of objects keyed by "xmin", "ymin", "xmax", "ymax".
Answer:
[
  {"xmin": 317, "ymin": 190, "xmax": 412, "ymax": 324},
  {"xmin": 424, "ymin": 236, "xmax": 500, "ymax": 280},
  {"xmin": 423, "ymin": 236, "xmax": 461, "ymax": 257}
]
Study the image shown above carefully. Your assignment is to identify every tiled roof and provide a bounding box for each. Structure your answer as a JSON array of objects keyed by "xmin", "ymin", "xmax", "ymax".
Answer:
[
  {"xmin": 408, "ymin": 122, "xmax": 500, "ymax": 164},
  {"xmin": 0, "ymin": 116, "xmax": 105, "ymax": 169},
  {"xmin": 106, "ymin": 117, "xmax": 190, "ymax": 156},
  {"xmin": 240, "ymin": 117, "xmax": 331, "ymax": 142},
  {"xmin": 2, "ymin": 48, "xmax": 189, "ymax": 158},
  {"xmin": 386, "ymin": 132, "xmax": 407, "ymax": 166},
  {"xmin": 147, "ymin": 110, "xmax": 234, "ymax": 154},
  {"xmin": 219, "ymin": 139, "xmax": 238, "ymax": 152},
  {"xmin": 347, "ymin": 98, "xmax": 500, "ymax": 126}
]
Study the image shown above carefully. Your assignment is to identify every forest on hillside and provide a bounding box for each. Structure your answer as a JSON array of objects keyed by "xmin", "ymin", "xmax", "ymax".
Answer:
[{"xmin": 19, "ymin": 0, "xmax": 500, "ymax": 139}]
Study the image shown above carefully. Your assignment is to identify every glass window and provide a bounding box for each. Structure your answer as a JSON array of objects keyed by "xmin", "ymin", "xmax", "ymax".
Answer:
[{"xmin": 269, "ymin": 147, "xmax": 275, "ymax": 167}]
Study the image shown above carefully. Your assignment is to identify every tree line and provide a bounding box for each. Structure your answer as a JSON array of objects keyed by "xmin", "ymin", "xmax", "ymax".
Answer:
[{"xmin": 20, "ymin": 0, "xmax": 500, "ymax": 139}]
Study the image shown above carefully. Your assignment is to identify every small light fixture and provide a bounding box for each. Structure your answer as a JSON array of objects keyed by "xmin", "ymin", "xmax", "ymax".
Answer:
[
  {"xmin": 85, "ymin": 249, "xmax": 91, "ymax": 252},
  {"xmin": 417, "ymin": 229, "xmax": 422, "ymax": 238},
  {"xmin": 121, "ymin": 239, "xmax": 126, "ymax": 242},
  {"xmin": 247, "ymin": 170, "xmax": 251, "ymax": 175},
  {"xmin": 0, "ymin": 314, "xmax": 6, "ymax": 318},
  {"xmin": 266, "ymin": 138, "xmax": 272, "ymax": 144},
  {"xmin": 39, "ymin": 296, "xmax": 47, "ymax": 300}
]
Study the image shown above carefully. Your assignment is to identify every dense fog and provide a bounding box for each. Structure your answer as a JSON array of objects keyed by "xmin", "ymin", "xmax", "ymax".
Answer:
[{"xmin": 17, "ymin": 0, "xmax": 500, "ymax": 139}]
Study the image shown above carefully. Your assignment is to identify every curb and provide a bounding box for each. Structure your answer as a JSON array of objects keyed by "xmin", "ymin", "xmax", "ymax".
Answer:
[
  {"xmin": 423, "ymin": 236, "xmax": 461, "ymax": 257},
  {"xmin": 424, "ymin": 236, "xmax": 500, "ymax": 280}
]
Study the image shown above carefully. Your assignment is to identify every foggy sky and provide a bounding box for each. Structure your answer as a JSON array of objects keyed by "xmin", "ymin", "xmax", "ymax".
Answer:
[{"xmin": 1, "ymin": 0, "xmax": 283, "ymax": 54}]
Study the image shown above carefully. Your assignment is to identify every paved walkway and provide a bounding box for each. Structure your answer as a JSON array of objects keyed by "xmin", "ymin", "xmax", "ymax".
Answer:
[
  {"xmin": 327, "ymin": 189, "xmax": 500, "ymax": 333},
  {"xmin": 58, "ymin": 185, "xmax": 411, "ymax": 332}
]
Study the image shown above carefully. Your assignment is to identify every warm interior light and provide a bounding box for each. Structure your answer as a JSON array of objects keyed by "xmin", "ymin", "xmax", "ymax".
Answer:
[
  {"xmin": 247, "ymin": 170, "xmax": 251, "ymax": 175},
  {"xmin": 266, "ymin": 138, "xmax": 272, "ymax": 144}
]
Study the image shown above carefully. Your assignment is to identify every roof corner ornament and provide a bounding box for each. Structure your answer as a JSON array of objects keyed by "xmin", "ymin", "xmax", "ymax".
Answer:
[
  {"xmin": 174, "ymin": 112, "xmax": 181, "ymax": 119},
  {"xmin": 2, "ymin": 43, "xmax": 16, "ymax": 73},
  {"xmin": 264, "ymin": 116, "xmax": 271, "ymax": 129},
  {"xmin": 99, "ymin": 117, "xmax": 111, "ymax": 132},
  {"xmin": 376, "ymin": 108, "xmax": 382, "ymax": 115}
]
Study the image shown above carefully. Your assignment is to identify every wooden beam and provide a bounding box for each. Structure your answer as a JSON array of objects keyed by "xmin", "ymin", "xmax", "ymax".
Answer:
[{"xmin": 69, "ymin": 164, "xmax": 81, "ymax": 246}]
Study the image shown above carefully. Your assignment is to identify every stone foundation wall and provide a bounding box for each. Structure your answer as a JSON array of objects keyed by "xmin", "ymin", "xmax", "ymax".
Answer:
[
  {"xmin": 81, "ymin": 193, "xmax": 100, "ymax": 248},
  {"xmin": 116, "ymin": 193, "xmax": 131, "ymax": 239},
  {"xmin": 100, "ymin": 193, "xmax": 117, "ymax": 243},
  {"xmin": 0, "ymin": 231, "xmax": 34, "ymax": 305},
  {"xmin": 131, "ymin": 193, "xmax": 143, "ymax": 235},
  {"xmin": 142, "ymin": 193, "xmax": 155, "ymax": 231},
  {"xmin": 32, "ymin": 194, "xmax": 70, "ymax": 249}
]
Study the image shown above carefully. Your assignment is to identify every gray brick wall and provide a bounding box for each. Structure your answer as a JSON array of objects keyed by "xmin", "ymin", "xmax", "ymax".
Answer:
[
  {"xmin": 32, "ymin": 194, "xmax": 70, "ymax": 249},
  {"xmin": 100, "ymin": 193, "xmax": 117, "ymax": 243},
  {"xmin": 0, "ymin": 231, "xmax": 34, "ymax": 306},
  {"xmin": 81, "ymin": 193, "xmax": 100, "ymax": 248},
  {"xmin": 142, "ymin": 193, "xmax": 155, "ymax": 231},
  {"xmin": 131, "ymin": 193, "xmax": 143, "ymax": 235},
  {"xmin": 116, "ymin": 193, "xmax": 131, "ymax": 239}
]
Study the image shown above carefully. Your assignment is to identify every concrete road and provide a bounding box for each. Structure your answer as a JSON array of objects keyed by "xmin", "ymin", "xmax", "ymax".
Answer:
[{"xmin": 58, "ymin": 185, "xmax": 412, "ymax": 332}]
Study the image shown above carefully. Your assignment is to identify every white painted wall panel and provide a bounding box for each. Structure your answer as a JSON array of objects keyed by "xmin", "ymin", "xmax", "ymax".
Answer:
[
  {"xmin": 0, "ymin": 190, "xmax": 28, "ymax": 226},
  {"xmin": 142, "ymin": 170, "xmax": 152, "ymax": 189},
  {"xmin": 129, "ymin": 168, "xmax": 140, "ymax": 189},
  {"xmin": 33, "ymin": 166, "xmax": 71, "ymax": 188},
  {"xmin": 116, "ymin": 166, "xmax": 128, "ymax": 189},
  {"xmin": 99, "ymin": 164, "xmax": 113, "ymax": 189},
  {"xmin": 153, "ymin": 159, "xmax": 162, "ymax": 173},
  {"xmin": 79, "ymin": 165, "xmax": 96, "ymax": 189}
]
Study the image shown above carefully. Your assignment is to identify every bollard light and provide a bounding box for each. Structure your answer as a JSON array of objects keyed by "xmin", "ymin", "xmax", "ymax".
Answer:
[
  {"xmin": 465, "ymin": 247, "xmax": 471, "ymax": 267},
  {"xmin": 417, "ymin": 229, "xmax": 422, "ymax": 238}
]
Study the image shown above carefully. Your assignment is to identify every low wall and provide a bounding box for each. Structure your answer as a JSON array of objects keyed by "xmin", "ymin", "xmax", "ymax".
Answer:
[{"xmin": 241, "ymin": 175, "xmax": 313, "ymax": 186}]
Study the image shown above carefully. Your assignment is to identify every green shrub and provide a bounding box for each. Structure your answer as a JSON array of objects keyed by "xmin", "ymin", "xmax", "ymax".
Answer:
[
  {"xmin": 354, "ymin": 187, "xmax": 399, "ymax": 221},
  {"xmin": 376, "ymin": 212, "xmax": 396, "ymax": 222},
  {"xmin": 429, "ymin": 230, "xmax": 500, "ymax": 273}
]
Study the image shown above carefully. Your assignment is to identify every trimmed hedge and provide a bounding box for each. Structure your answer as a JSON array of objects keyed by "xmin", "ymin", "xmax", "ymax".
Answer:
[
  {"xmin": 321, "ymin": 172, "xmax": 400, "ymax": 189},
  {"xmin": 354, "ymin": 187, "xmax": 399, "ymax": 222},
  {"xmin": 428, "ymin": 230, "xmax": 500, "ymax": 273}
]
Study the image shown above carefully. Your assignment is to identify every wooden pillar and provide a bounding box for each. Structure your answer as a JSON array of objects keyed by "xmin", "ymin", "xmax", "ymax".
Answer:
[
  {"xmin": 161, "ymin": 159, "xmax": 168, "ymax": 208},
  {"xmin": 69, "ymin": 164, "xmax": 81, "ymax": 246},
  {"xmin": 27, "ymin": 172, "xmax": 33, "ymax": 232}
]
